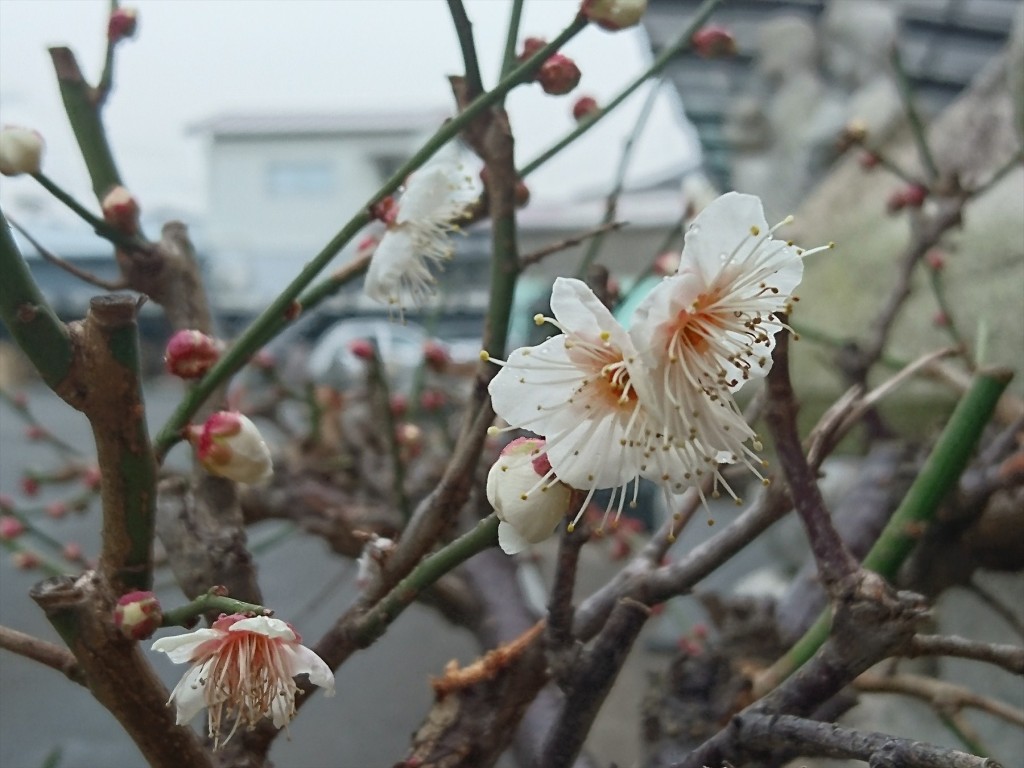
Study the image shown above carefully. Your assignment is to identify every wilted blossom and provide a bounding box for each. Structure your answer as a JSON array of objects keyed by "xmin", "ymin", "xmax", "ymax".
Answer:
[
  {"xmin": 486, "ymin": 437, "xmax": 572, "ymax": 554},
  {"xmin": 152, "ymin": 614, "xmax": 334, "ymax": 747},
  {"xmin": 364, "ymin": 163, "xmax": 477, "ymax": 313},
  {"xmin": 187, "ymin": 411, "xmax": 272, "ymax": 484},
  {"xmin": 0, "ymin": 126, "xmax": 44, "ymax": 176},
  {"xmin": 487, "ymin": 192, "xmax": 829, "ymax": 529}
]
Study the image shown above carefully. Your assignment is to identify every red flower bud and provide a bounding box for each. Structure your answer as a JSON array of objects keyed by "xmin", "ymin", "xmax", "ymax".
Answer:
[
  {"xmin": 371, "ymin": 196, "xmax": 398, "ymax": 225},
  {"xmin": 423, "ymin": 340, "xmax": 450, "ymax": 372},
  {"xmin": 515, "ymin": 180, "xmax": 531, "ymax": 208},
  {"xmin": 101, "ymin": 185, "xmax": 140, "ymax": 235},
  {"xmin": 114, "ymin": 591, "xmax": 162, "ymax": 641},
  {"xmin": 46, "ymin": 502, "xmax": 67, "ymax": 519},
  {"xmin": 537, "ymin": 54, "xmax": 581, "ymax": 96},
  {"xmin": 107, "ymin": 7, "xmax": 138, "ymax": 43},
  {"xmin": 20, "ymin": 476, "xmax": 39, "ymax": 497},
  {"xmin": 925, "ymin": 249, "xmax": 945, "ymax": 271},
  {"xmin": 165, "ymin": 330, "xmax": 222, "ymax": 379},
  {"xmin": 0, "ymin": 516, "xmax": 25, "ymax": 540},
  {"xmin": 12, "ymin": 551, "xmax": 39, "ymax": 570},
  {"xmin": 187, "ymin": 411, "xmax": 273, "ymax": 484},
  {"xmin": 517, "ymin": 37, "xmax": 548, "ymax": 71},
  {"xmin": 691, "ymin": 25, "xmax": 737, "ymax": 58},
  {"xmin": 903, "ymin": 184, "xmax": 928, "ymax": 208},
  {"xmin": 572, "ymin": 96, "xmax": 599, "ymax": 122},
  {"xmin": 81, "ymin": 466, "xmax": 102, "ymax": 490},
  {"xmin": 0, "ymin": 495, "xmax": 14, "ymax": 512},
  {"xmin": 349, "ymin": 338, "xmax": 375, "ymax": 360},
  {"xmin": 859, "ymin": 152, "xmax": 880, "ymax": 170},
  {"xmin": 419, "ymin": 389, "xmax": 447, "ymax": 412},
  {"xmin": 24, "ymin": 425, "xmax": 47, "ymax": 441},
  {"xmin": 390, "ymin": 394, "xmax": 408, "ymax": 418},
  {"xmin": 63, "ymin": 542, "xmax": 83, "ymax": 562}
]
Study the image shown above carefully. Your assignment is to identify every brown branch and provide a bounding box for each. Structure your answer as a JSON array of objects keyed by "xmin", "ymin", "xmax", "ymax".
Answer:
[
  {"xmin": 908, "ymin": 634, "xmax": 1024, "ymax": 675},
  {"xmin": 764, "ymin": 325, "xmax": 860, "ymax": 594},
  {"xmin": 31, "ymin": 574, "xmax": 212, "ymax": 768},
  {"xmin": 0, "ymin": 624, "xmax": 85, "ymax": 685},
  {"xmin": 856, "ymin": 671, "xmax": 1024, "ymax": 728},
  {"xmin": 546, "ymin": 497, "xmax": 589, "ymax": 658},
  {"xmin": 519, "ymin": 221, "xmax": 627, "ymax": 269},
  {"xmin": 732, "ymin": 712, "xmax": 1000, "ymax": 768},
  {"xmin": 7, "ymin": 217, "xmax": 128, "ymax": 291}
]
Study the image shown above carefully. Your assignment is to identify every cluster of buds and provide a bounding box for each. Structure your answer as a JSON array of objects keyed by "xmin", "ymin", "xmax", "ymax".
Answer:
[
  {"xmin": 164, "ymin": 330, "xmax": 223, "ymax": 379},
  {"xmin": 572, "ymin": 95, "xmax": 599, "ymax": 122},
  {"xmin": 107, "ymin": 7, "xmax": 139, "ymax": 43},
  {"xmin": 580, "ymin": 0, "xmax": 647, "ymax": 31},
  {"xmin": 186, "ymin": 411, "xmax": 273, "ymax": 484},
  {"xmin": 0, "ymin": 126, "xmax": 44, "ymax": 176},
  {"xmin": 101, "ymin": 186, "xmax": 140, "ymax": 235},
  {"xmin": 691, "ymin": 25, "xmax": 737, "ymax": 58},
  {"xmin": 114, "ymin": 590, "xmax": 163, "ymax": 641},
  {"xmin": 886, "ymin": 183, "xmax": 928, "ymax": 214},
  {"xmin": 518, "ymin": 37, "xmax": 581, "ymax": 96}
]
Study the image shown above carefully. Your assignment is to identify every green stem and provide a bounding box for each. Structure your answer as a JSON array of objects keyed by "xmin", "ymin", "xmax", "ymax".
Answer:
[
  {"xmin": 761, "ymin": 367, "xmax": 1012, "ymax": 688},
  {"xmin": 890, "ymin": 45, "xmax": 939, "ymax": 183},
  {"xmin": 31, "ymin": 172, "xmax": 140, "ymax": 249},
  {"xmin": 353, "ymin": 515, "xmax": 499, "ymax": 646},
  {"xmin": 0, "ymin": 211, "xmax": 74, "ymax": 390},
  {"xmin": 366, "ymin": 343, "xmax": 411, "ymax": 521},
  {"xmin": 151, "ymin": 17, "xmax": 588, "ymax": 461},
  {"xmin": 520, "ymin": 0, "xmax": 722, "ymax": 179},
  {"xmin": 447, "ymin": 0, "xmax": 485, "ymax": 99},
  {"xmin": 160, "ymin": 593, "xmax": 271, "ymax": 628},
  {"xmin": 49, "ymin": 46, "xmax": 123, "ymax": 200},
  {"xmin": 499, "ymin": 0, "xmax": 526, "ymax": 83}
]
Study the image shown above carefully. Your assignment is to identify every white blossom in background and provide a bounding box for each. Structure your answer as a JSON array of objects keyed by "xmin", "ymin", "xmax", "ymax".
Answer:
[
  {"xmin": 364, "ymin": 163, "xmax": 477, "ymax": 312},
  {"xmin": 152, "ymin": 614, "xmax": 334, "ymax": 747},
  {"xmin": 355, "ymin": 534, "xmax": 395, "ymax": 589},
  {"xmin": 486, "ymin": 437, "xmax": 571, "ymax": 554}
]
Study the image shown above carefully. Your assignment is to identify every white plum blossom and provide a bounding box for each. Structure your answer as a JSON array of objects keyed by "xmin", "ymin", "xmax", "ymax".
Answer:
[
  {"xmin": 152, "ymin": 614, "xmax": 334, "ymax": 747},
  {"xmin": 630, "ymin": 192, "xmax": 830, "ymax": 496},
  {"xmin": 486, "ymin": 192, "xmax": 827, "ymax": 527},
  {"xmin": 364, "ymin": 163, "xmax": 477, "ymax": 312},
  {"xmin": 486, "ymin": 277, "xmax": 667, "ymax": 530},
  {"xmin": 486, "ymin": 437, "xmax": 571, "ymax": 554}
]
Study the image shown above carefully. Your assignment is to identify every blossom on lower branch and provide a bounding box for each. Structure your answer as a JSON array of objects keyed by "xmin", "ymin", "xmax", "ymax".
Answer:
[{"xmin": 152, "ymin": 614, "xmax": 334, "ymax": 747}]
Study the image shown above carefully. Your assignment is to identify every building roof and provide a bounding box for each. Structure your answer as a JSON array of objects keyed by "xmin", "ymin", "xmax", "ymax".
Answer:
[{"xmin": 191, "ymin": 109, "xmax": 453, "ymax": 139}]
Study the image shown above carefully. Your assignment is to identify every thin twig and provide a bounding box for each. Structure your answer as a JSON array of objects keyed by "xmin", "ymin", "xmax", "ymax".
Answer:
[
  {"xmin": 519, "ymin": 220, "xmax": 626, "ymax": 268},
  {"xmin": 8, "ymin": 217, "xmax": 128, "ymax": 291},
  {"xmin": 890, "ymin": 44, "xmax": 940, "ymax": 182},
  {"xmin": 734, "ymin": 712, "xmax": 999, "ymax": 768},
  {"xmin": 856, "ymin": 671, "xmax": 1024, "ymax": 727},
  {"xmin": 908, "ymin": 634, "xmax": 1024, "ymax": 675},
  {"xmin": 447, "ymin": 0, "xmax": 485, "ymax": 100},
  {"xmin": 0, "ymin": 624, "xmax": 85, "ymax": 685},
  {"xmin": 968, "ymin": 578, "xmax": 1024, "ymax": 640}
]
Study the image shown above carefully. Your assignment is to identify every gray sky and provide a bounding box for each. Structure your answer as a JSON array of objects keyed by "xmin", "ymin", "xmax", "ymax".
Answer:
[{"xmin": 0, "ymin": 0, "xmax": 699, "ymax": 222}]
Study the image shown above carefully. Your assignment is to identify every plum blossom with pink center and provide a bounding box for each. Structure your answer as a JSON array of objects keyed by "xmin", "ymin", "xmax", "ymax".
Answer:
[
  {"xmin": 486, "ymin": 193, "xmax": 828, "ymax": 527},
  {"xmin": 152, "ymin": 614, "xmax": 334, "ymax": 747},
  {"xmin": 364, "ymin": 163, "xmax": 478, "ymax": 313}
]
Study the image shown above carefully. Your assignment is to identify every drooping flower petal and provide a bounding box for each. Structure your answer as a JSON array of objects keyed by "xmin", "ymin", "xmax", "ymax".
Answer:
[{"xmin": 152, "ymin": 613, "xmax": 333, "ymax": 747}]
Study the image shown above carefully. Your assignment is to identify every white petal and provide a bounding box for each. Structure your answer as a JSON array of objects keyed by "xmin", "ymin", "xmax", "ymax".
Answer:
[
  {"xmin": 167, "ymin": 663, "xmax": 210, "ymax": 725},
  {"xmin": 284, "ymin": 644, "xmax": 336, "ymax": 697},
  {"xmin": 397, "ymin": 164, "xmax": 474, "ymax": 224},
  {"xmin": 488, "ymin": 335, "xmax": 583, "ymax": 430},
  {"xmin": 229, "ymin": 616, "xmax": 295, "ymax": 640},
  {"xmin": 681, "ymin": 192, "xmax": 770, "ymax": 283},
  {"xmin": 550, "ymin": 277, "xmax": 635, "ymax": 355},
  {"xmin": 498, "ymin": 521, "xmax": 530, "ymax": 555},
  {"xmin": 364, "ymin": 228, "xmax": 437, "ymax": 307},
  {"xmin": 151, "ymin": 629, "xmax": 223, "ymax": 664}
]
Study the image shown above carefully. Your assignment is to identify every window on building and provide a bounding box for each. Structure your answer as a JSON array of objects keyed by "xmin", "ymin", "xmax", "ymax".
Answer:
[{"xmin": 266, "ymin": 161, "xmax": 335, "ymax": 197}]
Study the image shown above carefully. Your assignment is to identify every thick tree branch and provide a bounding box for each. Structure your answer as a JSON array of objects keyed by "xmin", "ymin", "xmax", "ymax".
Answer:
[{"xmin": 0, "ymin": 624, "xmax": 85, "ymax": 686}]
